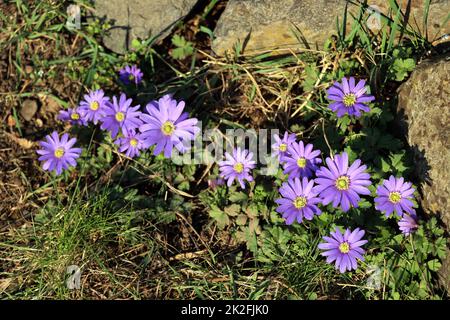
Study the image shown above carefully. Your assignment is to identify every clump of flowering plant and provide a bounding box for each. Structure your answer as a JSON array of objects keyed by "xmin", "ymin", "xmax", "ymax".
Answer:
[
  {"xmin": 315, "ymin": 152, "xmax": 371, "ymax": 212},
  {"xmin": 78, "ymin": 89, "xmax": 109, "ymax": 124},
  {"xmin": 318, "ymin": 227, "xmax": 367, "ymax": 273},
  {"xmin": 218, "ymin": 147, "xmax": 256, "ymax": 189},
  {"xmin": 100, "ymin": 93, "xmax": 143, "ymax": 138},
  {"xmin": 119, "ymin": 65, "xmax": 143, "ymax": 85},
  {"xmin": 114, "ymin": 129, "xmax": 146, "ymax": 159},
  {"xmin": 398, "ymin": 212, "xmax": 419, "ymax": 236},
  {"xmin": 282, "ymin": 141, "xmax": 321, "ymax": 179},
  {"xmin": 326, "ymin": 77, "xmax": 375, "ymax": 118},
  {"xmin": 139, "ymin": 94, "xmax": 200, "ymax": 158},
  {"xmin": 374, "ymin": 175, "xmax": 415, "ymax": 217},
  {"xmin": 58, "ymin": 108, "xmax": 87, "ymax": 126},
  {"xmin": 275, "ymin": 177, "xmax": 322, "ymax": 224},
  {"xmin": 36, "ymin": 131, "xmax": 82, "ymax": 175},
  {"xmin": 271, "ymin": 132, "xmax": 296, "ymax": 161}
]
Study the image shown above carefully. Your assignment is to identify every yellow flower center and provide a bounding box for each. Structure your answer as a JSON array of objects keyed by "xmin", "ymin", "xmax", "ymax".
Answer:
[
  {"xmin": 70, "ymin": 112, "xmax": 80, "ymax": 120},
  {"xmin": 297, "ymin": 157, "xmax": 307, "ymax": 168},
  {"xmin": 389, "ymin": 191, "xmax": 402, "ymax": 204},
  {"xmin": 339, "ymin": 242, "xmax": 350, "ymax": 254},
  {"xmin": 161, "ymin": 121, "xmax": 175, "ymax": 136},
  {"xmin": 343, "ymin": 93, "xmax": 356, "ymax": 107},
  {"xmin": 233, "ymin": 162, "xmax": 244, "ymax": 174},
  {"xmin": 90, "ymin": 101, "xmax": 99, "ymax": 111},
  {"xmin": 129, "ymin": 74, "xmax": 135, "ymax": 81},
  {"xmin": 335, "ymin": 175, "xmax": 350, "ymax": 190},
  {"xmin": 115, "ymin": 111, "xmax": 125, "ymax": 122},
  {"xmin": 279, "ymin": 143, "xmax": 287, "ymax": 152},
  {"xmin": 130, "ymin": 138, "xmax": 138, "ymax": 147},
  {"xmin": 54, "ymin": 147, "xmax": 65, "ymax": 158},
  {"xmin": 293, "ymin": 196, "xmax": 307, "ymax": 209}
]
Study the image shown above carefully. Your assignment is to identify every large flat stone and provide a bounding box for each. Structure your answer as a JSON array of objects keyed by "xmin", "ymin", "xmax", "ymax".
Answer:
[
  {"xmin": 212, "ymin": 0, "xmax": 450, "ymax": 56},
  {"xmin": 93, "ymin": 0, "xmax": 198, "ymax": 54},
  {"xmin": 397, "ymin": 54, "xmax": 450, "ymax": 292}
]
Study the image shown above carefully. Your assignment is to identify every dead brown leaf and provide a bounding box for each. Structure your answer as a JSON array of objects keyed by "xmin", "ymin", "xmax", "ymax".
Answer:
[
  {"xmin": 5, "ymin": 132, "xmax": 36, "ymax": 149},
  {"xmin": 0, "ymin": 278, "xmax": 12, "ymax": 293}
]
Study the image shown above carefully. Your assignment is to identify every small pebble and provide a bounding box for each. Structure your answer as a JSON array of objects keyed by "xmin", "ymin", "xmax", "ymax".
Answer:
[{"xmin": 20, "ymin": 99, "xmax": 38, "ymax": 121}]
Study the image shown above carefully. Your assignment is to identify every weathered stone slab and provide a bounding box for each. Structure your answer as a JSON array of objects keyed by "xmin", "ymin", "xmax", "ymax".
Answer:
[
  {"xmin": 212, "ymin": 0, "xmax": 450, "ymax": 56},
  {"xmin": 93, "ymin": 0, "xmax": 198, "ymax": 54},
  {"xmin": 397, "ymin": 54, "xmax": 450, "ymax": 292}
]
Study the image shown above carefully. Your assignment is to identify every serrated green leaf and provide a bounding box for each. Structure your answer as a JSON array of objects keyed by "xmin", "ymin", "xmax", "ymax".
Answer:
[
  {"xmin": 236, "ymin": 214, "xmax": 248, "ymax": 226},
  {"xmin": 224, "ymin": 204, "xmax": 240, "ymax": 216},
  {"xmin": 246, "ymin": 204, "xmax": 259, "ymax": 218},
  {"xmin": 209, "ymin": 206, "xmax": 229, "ymax": 229},
  {"xmin": 427, "ymin": 259, "xmax": 442, "ymax": 272},
  {"xmin": 229, "ymin": 192, "xmax": 248, "ymax": 203},
  {"xmin": 171, "ymin": 34, "xmax": 186, "ymax": 47},
  {"xmin": 244, "ymin": 227, "xmax": 258, "ymax": 253},
  {"xmin": 170, "ymin": 35, "xmax": 194, "ymax": 59},
  {"xmin": 171, "ymin": 47, "xmax": 186, "ymax": 60},
  {"xmin": 248, "ymin": 218, "xmax": 261, "ymax": 234}
]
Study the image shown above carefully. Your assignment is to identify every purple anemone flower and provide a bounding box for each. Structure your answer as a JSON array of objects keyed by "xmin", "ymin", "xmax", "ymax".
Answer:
[
  {"xmin": 282, "ymin": 141, "xmax": 321, "ymax": 178},
  {"xmin": 275, "ymin": 177, "xmax": 322, "ymax": 225},
  {"xmin": 139, "ymin": 94, "xmax": 199, "ymax": 158},
  {"xmin": 398, "ymin": 212, "xmax": 419, "ymax": 236},
  {"xmin": 271, "ymin": 132, "xmax": 296, "ymax": 161},
  {"xmin": 58, "ymin": 107, "xmax": 88, "ymax": 126},
  {"xmin": 218, "ymin": 147, "xmax": 256, "ymax": 189},
  {"xmin": 119, "ymin": 65, "xmax": 143, "ymax": 85},
  {"xmin": 326, "ymin": 77, "xmax": 375, "ymax": 118},
  {"xmin": 208, "ymin": 177, "xmax": 225, "ymax": 189},
  {"xmin": 314, "ymin": 152, "xmax": 371, "ymax": 212},
  {"xmin": 114, "ymin": 130, "xmax": 145, "ymax": 159},
  {"xmin": 78, "ymin": 89, "xmax": 110, "ymax": 124},
  {"xmin": 36, "ymin": 131, "xmax": 82, "ymax": 175},
  {"xmin": 374, "ymin": 175, "xmax": 415, "ymax": 217},
  {"xmin": 100, "ymin": 93, "xmax": 143, "ymax": 138},
  {"xmin": 318, "ymin": 227, "xmax": 367, "ymax": 273}
]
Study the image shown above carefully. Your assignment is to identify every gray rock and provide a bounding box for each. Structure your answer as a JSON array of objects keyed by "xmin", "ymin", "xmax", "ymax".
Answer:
[
  {"xmin": 212, "ymin": 0, "xmax": 450, "ymax": 56},
  {"xmin": 397, "ymin": 54, "xmax": 450, "ymax": 293},
  {"xmin": 20, "ymin": 99, "xmax": 38, "ymax": 121},
  {"xmin": 93, "ymin": 0, "xmax": 198, "ymax": 54}
]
